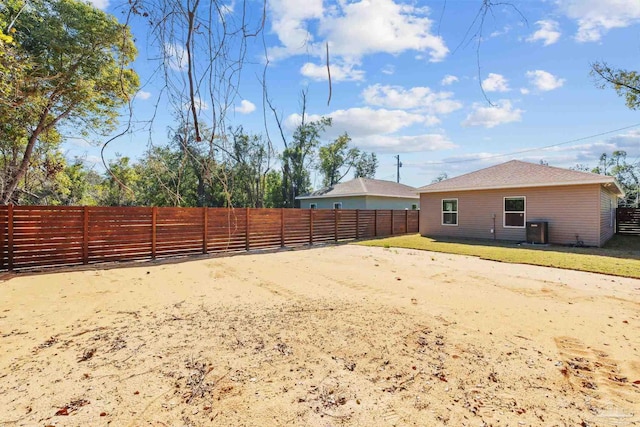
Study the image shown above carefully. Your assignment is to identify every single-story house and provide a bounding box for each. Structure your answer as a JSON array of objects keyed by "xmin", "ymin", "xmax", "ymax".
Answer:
[
  {"xmin": 417, "ymin": 160, "xmax": 624, "ymax": 247},
  {"xmin": 296, "ymin": 177, "xmax": 420, "ymax": 210}
]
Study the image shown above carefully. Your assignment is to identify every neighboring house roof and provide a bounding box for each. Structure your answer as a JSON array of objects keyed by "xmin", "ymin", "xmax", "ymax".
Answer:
[
  {"xmin": 417, "ymin": 160, "xmax": 624, "ymax": 196},
  {"xmin": 297, "ymin": 178, "xmax": 419, "ymax": 200}
]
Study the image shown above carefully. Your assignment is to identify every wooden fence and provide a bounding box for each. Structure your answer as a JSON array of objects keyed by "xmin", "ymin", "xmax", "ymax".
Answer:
[
  {"xmin": 0, "ymin": 206, "xmax": 419, "ymax": 271},
  {"xmin": 616, "ymin": 207, "xmax": 640, "ymax": 236}
]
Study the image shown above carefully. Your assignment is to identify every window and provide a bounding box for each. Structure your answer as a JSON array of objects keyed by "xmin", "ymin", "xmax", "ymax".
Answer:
[
  {"xmin": 333, "ymin": 202, "xmax": 342, "ymax": 209},
  {"xmin": 442, "ymin": 199, "xmax": 458, "ymax": 226},
  {"xmin": 504, "ymin": 197, "xmax": 525, "ymax": 228},
  {"xmin": 309, "ymin": 203, "xmax": 317, "ymax": 209},
  {"xmin": 411, "ymin": 204, "xmax": 418, "ymax": 210}
]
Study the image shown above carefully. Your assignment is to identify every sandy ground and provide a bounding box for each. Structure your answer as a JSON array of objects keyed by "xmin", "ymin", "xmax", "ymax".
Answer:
[{"xmin": 0, "ymin": 244, "xmax": 639, "ymax": 427}]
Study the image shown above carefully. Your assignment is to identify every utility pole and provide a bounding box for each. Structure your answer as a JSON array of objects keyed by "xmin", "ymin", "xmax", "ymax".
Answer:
[{"xmin": 394, "ymin": 155, "xmax": 402, "ymax": 183}]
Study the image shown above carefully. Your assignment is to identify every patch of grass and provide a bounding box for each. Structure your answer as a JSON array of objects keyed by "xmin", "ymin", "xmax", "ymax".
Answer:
[{"xmin": 356, "ymin": 234, "xmax": 640, "ymax": 279}]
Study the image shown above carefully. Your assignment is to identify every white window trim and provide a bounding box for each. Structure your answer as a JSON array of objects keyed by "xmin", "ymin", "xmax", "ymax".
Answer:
[
  {"xmin": 503, "ymin": 196, "xmax": 526, "ymax": 228},
  {"xmin": 441, "ymin": 198, "xmax": 458, "ymax": 226},
  {"xmin": 333, "ymin": 202, "xmax": 342, "ymax": 209},
  {"xmin": 309, "ymin": 203, "xmax": 317, "ymax": 209}
]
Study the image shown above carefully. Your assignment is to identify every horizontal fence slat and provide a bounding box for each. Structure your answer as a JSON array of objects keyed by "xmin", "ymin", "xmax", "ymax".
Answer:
[{"xmin": 1, "ymin": 206, "xmax": 418, "ymax": 270}]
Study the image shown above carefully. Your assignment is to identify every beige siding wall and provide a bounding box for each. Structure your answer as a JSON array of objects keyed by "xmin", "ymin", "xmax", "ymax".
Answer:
[
  {"xmin": 599, "ymin": 187, "xmax": 617, "ymax": 246},
  {"xmin": 301, "ymin": 196, "xmax": 367, "ymax": 209},
  {"xmin": 364, "ymin": 196, "xmax": 419, "ymax": 210},
  {"xmin": 300, "ymin": 196, "xmax": 419, "ymax": 210},
  {"xmin": 419, "ymin": 184, "xmax": 602, "ymax": 246}
]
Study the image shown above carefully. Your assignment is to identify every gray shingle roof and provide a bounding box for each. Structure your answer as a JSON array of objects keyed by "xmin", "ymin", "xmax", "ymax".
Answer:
[
  {"xmin": 417, "ymin": 160, "xmax": 623, "ymax": 195},
  {"xmin": 297, "ymin": 178, "xmax": 419, "ymax": 200}
]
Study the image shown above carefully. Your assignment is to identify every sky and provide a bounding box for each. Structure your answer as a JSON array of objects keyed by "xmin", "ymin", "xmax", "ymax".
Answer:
[{"xmin": 68, "ymin": 0, "xmax": 640, "ymax": 189}]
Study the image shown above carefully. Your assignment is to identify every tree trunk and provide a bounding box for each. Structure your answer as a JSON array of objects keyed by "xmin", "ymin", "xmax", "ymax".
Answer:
[{"xmin": 1, "ymin": 115, "xmax": 48, "ymax": 204}]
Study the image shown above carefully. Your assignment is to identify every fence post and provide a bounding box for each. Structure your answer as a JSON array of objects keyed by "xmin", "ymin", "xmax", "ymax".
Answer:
[
  {"xmin": 7, "ymin": 204, "xmax": 13, "ymax": 271},
  {"xmin": 355, "ymin": 209, "xmax": 359, "ymax": 240},
  {"xmin": 405, "ymin": 209, "xmax": 409, "ymax": 234},
  {"xmin": 151, "ymin": 206, "xmax": 157, "ymax": 259},
  {"xmin": 309, "ymin": 209, "xmax": 314, "ymax": 245},
  {"xmin": 245, "ymin": 207, "xmax": 250, "ymax": 251},
  {"xmin": 374, "ymin": 210, "xmax": 378, "ymax": 237},
  {"xmin": 83, "ymin": 206, "xmax": 89, "ymax": 264},
  {"xmin": 280, "ymin": 208, "xmax": 285, "ymax": 247},
  {"xmin": 334, "ymin": 209, "xmax": 339, "ymax": 242},
  {"xmin": 391, "ymin": 210, "xmax": 394, "ymax": 235},
  {"xmin": 202, "ymin": 206, "xmax": 208, "ymax": 254}
]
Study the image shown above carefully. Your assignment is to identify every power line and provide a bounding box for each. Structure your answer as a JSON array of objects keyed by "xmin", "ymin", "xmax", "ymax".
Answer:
[{"xmin": 427, "ymin": 122, "xmax": 640, "ymax": 166}]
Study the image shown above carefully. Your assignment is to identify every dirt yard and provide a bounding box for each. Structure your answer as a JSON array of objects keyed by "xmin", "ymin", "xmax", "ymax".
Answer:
[{"xmin": 1, "ymin": 244, "xmax": 639, "ymax": 426}]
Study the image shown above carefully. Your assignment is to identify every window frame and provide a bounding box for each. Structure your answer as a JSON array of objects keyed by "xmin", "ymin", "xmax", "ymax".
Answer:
[
  {"xmin": 411, "ymin": 204, "xmax": 418, "ymax": 210},
  {"xmin": 333, "ymin": 202, "xmax": 342, "ymax": 210},
  {"xmin": 503, "ymin": 196, "xmax": 526, "ymax": 228},
  {"xmin": 309, "ymin": 203, "xmax": 317, "ymax": 209},
  {"xmin": 441, "ymin": 198, "xmax": 458, "ymax": 226}
]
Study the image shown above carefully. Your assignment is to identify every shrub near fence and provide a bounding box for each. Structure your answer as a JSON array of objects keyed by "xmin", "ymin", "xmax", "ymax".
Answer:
[{"xmin": 0, "ymin": 206, "xmax": 419, "ymax": 271}]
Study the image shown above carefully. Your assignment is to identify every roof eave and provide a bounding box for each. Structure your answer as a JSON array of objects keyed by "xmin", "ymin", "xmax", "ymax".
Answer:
[
  {"xmin": 417, "ymin": 179, "xmax": 623, "ymax": 195},
  {"xmin": 296, "ymin": 193, "xmax": 419, "ymax": 200}
]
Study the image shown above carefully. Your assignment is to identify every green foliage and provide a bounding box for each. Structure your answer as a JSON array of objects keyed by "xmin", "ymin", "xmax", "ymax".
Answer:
[
  {"xmin": 591, "ymin": 151, "xmax": 639, "ymax": 207},
  {"xmin": 354, "ymin": 152, "xmax": 378, "ymax": 179},
  {"xmin": 281, "ymin": 116, "xmax": 331, "ymax": 207},
  {"xmin": 431, "ymin": 172, "xmax": 448, "ymax": 184},
  {"xmin": 263, "ymin": 170, "xmax": 285, "ymax": 208},
  {"xmin": 225, "ymin": 127, "xmax": 274, "ymax": 208},
  {"xmin": 318, "ymin": 133, "xmax": 360, "ymax": 187},
  {"xmin": 100, "ymin": 156, "xmax": 140, "ymax": 206},
  {"xmin": 591, "ymin": 62, "xmax": 640, "ymax": 110},
  {"xmin": 0, "ymin": 0, "xmax": 139, "ymax": 204}
]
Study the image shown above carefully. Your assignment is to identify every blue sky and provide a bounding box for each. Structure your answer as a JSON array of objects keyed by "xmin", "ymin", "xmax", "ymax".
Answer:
[{"xmin": 70, "ymin": 0, "xmax": 640, "ymax": 189}]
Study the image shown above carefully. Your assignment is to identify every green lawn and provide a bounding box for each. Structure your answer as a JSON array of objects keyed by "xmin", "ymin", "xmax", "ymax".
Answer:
[{"xmin": 356, "ymin": 234, "xmax": 640, "ymax": 279}]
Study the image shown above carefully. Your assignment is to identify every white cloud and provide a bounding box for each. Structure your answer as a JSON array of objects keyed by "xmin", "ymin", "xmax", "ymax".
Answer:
[
  {"xmin": 267, "ymin": 0, "xmax": 324, "ymax": 60},
  {"xmin": 235, "ymin": 100, "xmax": 256, "ymax": 114},
  {"xmin": 490, "ymin": 25, "xmax": 512, "ymax": 38},
  {"xmin": 520, "ymin": 88, "xmax": 530, "ymax": 95},
  {"xmin": 362, "ymin": 84, "xmax": 462, "ymax": 116},
  {"xmin": 526, "ymin": 70, "xmax": 565, "ymax": 91},
  {"xmin": 355, "ymin": 134, "xmax": 456, "ymax": 153},
  {"xmin": 381, "ymin": 64, "xmax": 395, "ymax": 75},
  {"xmin": 135, "ymin": 90, "xmax": 152, "ymax": 101},
  {"xmin": 268, "ymin": 0, "xmax": 448, "ymax": 72},
  {"xmin": 164, "ymin": 43, "xmax": 188, "ymax": 71},
  {"xmin": 481, "ymin": 73, "xmax": 510, "ymax": 92},
  {"xmin": 319, "ymin": 0, "xmax": 448, "ymax": 63},
  {"xmin": 285, "ymin": 107, "xmax": 426, "ymax": 138},
  {"xmin": 556, "ymin": 0, "xmax": 640, "ymax": 42},
  {"xmin": 284, "ymin": 107, "xmax": 455, "ymax": 153},
  {"xmin": 462, "ymin": 100, "xmax": 523, "ymax": 128},
  {"xmin": 88, "ymin": 0, "xmax": 109, "ymax": 9},
  {"xmin": 441, "ymin": 75, "xmax": 459, "ymax": 86},
  {"xmin": 300, "ymin": 62, "xmax": 365, "ymax": 82},
  {"xmin": 220, "ymin": 1, "xmax": 235, "ymax": 15},
  {"xmin": 527, "ymin": 20, "xmax": 561, "ymax": 46}
]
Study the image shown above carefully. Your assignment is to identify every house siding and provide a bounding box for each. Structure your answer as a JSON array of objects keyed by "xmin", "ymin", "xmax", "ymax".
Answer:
[
  {"xmin": 419, "ymin": 184, "xmax": 602, "ymax": 246},
  {"xmin": 303, "ymin": 196, "xmax": 367, "ymax": 209},
  {"xmin": 364, "ymin": 196, "xmax": 419, "ymax": 210},
  {"xmin": 301, "ymin": 196, "xmax": 419, "ymax": 210},
  {"xmin": 599, "ymin": 187, "xmax": 617, "ymax": 246}
]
